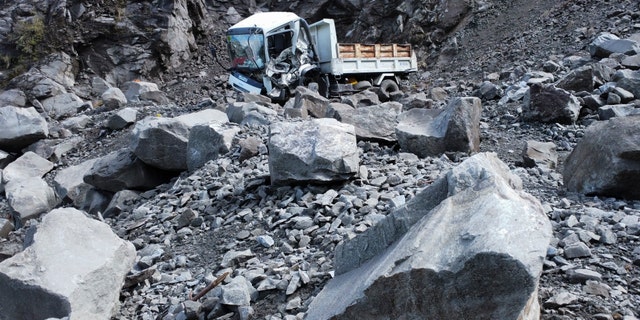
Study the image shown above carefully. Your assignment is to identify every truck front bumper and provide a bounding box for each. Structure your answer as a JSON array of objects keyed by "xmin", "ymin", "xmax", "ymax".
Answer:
[{"xmin": 229, "ymin": 71, "xmax": 263, "ymax": 94}]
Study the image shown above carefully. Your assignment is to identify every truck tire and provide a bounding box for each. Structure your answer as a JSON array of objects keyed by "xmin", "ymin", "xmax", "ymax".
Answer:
[{"xmin": 379, "ymin": 79, "xmax": 400, "ymax": 96}]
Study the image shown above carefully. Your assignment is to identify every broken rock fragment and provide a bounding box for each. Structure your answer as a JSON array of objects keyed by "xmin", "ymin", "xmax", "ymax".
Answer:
[
  {"xmin": 396, "ymin": 96, "xmax": 481, "ymax": 157},
  {"xmin": 268, "ymin": 118, "xmax": 358, "ymax": 185},
  {"xmin": 0, "ymin": 207, "xmax": 136, "ymax": 320},
  {"xmin": 307, "ymin": 153, "xmax": 552, "ymax": 319},
  {"xmin": 564, "ymin": 115, "xmax": 640, "ymax": 199}
]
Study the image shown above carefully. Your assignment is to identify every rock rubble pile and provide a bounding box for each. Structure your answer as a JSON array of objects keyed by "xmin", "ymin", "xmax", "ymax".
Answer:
[{"xmin": 0, "ymin": 0, "xmax": 640, "ymax": 320}]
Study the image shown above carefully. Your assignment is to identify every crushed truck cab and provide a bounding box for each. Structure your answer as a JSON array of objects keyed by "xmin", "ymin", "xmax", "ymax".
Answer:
[{"xmin": 225, "ymin": 12, "xmax": 417, "ymax": 101}]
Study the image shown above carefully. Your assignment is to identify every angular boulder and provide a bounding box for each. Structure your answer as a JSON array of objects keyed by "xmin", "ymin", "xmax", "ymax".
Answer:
[
  {"xmin": 130, "ymin": 110, "xmax": 229, "ymax": 171},
  {"xmin": 556, "ymin": 64, "xmax": 612, "ymax": 92},
  {"xmin": 348, "ymin": 102, "xmax": 403, "ymax": 142},
  {"xmin": 598, "ymin": 104, "xmax": 640, "ymax": 120},
  {"xmin": 308, "ymin": 153, "xmax": 552, "ymax": 320},
  {"xmin": 121, "ymin": 80, "xmax": 160, "ymax": 103},
  {"xmin": 186, "ymin": 123, "xmax": 240, "ymax": 171},
  {"xmin": 589, "ymin": 32, "xmax": 640, "ymax": 58},
  {"xmin": 174, "ymin": 108, "xmax": 229, "ymax": 127},
  {"xmin": 0, "ymin": 89, "xmax": 27, "ymax": 108},
  {"xmin": 5, "ymin": 177, "xmax": 59, "ymax": 226},
  {"xmin": 522, "ymin": 83, "xmax": 581, "ymax": 124},
  {"xmin": 9, "ymin": 52, "xmax": 75, "ymax": 99},
  {"xmin": 1, "ymin": 151, "xmax": 54, "ymax": 185},
  {"xmin": 522, "ymin": 140, "xmax": 558, "ymax": 169},
  {"xmin": 341, "ymin": 90, "xmax": 381, "ymax": 108},
  {"xmin": 0, "ymin": 207, "xmax": 136, "ymax": 320},
  {"xmin": 268, "ymin": 118, "xmax": 358, "ymax": 185},
  {"xmin": 226, "ymin": 101, "xmax": 278, "ymax": 125},
  {"xmin": 53, "ymin": 158, "xmax": 98, "ymax": 207},
  {"xmin": 129, "ymin": 117, "xmax": 190, "ymax": 171},
  {"xmin": 101, "ymin": 87, "xmax": 128, "ymax": 110},
  {"xmin": 290, "ymin": 86, "xmax": 331, "ymax": 118},
  {"xmin": 107, "ymin": 107, "xmax": 138, "ymax": 130},
  {"xmin": 564, "ymin": 115, "xmax": 640, "ymax": 199},
  {"xmin": 41, "ymin": 92, "xmax": 86, "ymax": 120},
  {"xmin": 84, "ymin": 148, "xmax": 172, "ymax": 193},
  {"xmin": 0, "ymin": 106, "xmax": 49, "ymax": 151},
  {"xmin": 612, "ymin": 69, "xmax": 640, "ymax": 99},
  {"xmin": 396, "ymin": 97, "xmax": 481, "ymax": 157}
]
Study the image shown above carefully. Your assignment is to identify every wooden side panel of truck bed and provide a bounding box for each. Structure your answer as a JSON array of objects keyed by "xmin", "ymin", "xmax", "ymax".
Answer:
[{"xmin": 337, "ymin": 43, "xmax": 412, "ymax": 59}]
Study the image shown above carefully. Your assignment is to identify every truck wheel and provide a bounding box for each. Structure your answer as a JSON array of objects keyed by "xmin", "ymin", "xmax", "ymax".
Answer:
[{"xmin": 380, "ymin": 79, "xmax": 400, "ymax": 96}]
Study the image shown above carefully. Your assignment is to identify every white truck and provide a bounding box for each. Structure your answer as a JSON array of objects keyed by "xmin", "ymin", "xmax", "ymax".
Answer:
[{"xmin": 222, "ymin": 12, "xmax": 418, "ymax": 101}]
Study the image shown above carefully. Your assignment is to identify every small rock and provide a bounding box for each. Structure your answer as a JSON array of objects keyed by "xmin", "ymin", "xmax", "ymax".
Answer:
[{"xmin": 564, "ymin": 242, "xmax": 592, "ymax": 259}]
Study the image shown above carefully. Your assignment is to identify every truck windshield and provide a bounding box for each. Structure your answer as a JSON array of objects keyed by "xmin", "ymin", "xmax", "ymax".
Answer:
[{"xmin": 227, "ymin": 33, "xmax": 266, "ymax": 71}]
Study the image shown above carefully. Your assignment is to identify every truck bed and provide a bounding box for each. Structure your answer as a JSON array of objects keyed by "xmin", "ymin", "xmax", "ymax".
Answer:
[
  {"xmin": 309, "ymin": 19, "xmax": 417, "ymax": 76},
  {"xmin": 337, "ymin": 43, "xmax": 412, "ymax": 59}
]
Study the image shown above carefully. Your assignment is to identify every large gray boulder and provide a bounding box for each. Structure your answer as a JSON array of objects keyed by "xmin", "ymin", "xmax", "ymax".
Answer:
[
  {"xmin": 290, "ymin": 86, "xmax": 331, "ymax": 118},
  {"xmin": 611, "ymin": 69, "xmax": 640, "ymax": 99},
  {"xmin": 0, "ymin": 89, "xmax": 27, "ymax": 108},
  {"xmin": 101, "ymin": 87, "xmax": 128, "ymax": 110},
  {"xmin": 589, "ymin": 32, "xmax": 640, "ymax": 58},
  {"xmin": 0, "ymin": 207, "xmax": 136, "ymax": 320},
  {"xmin": 268, "ymin": 118, "xmax": 359, "ymax": 185},
  {"xmin": 227, "ymin": 101, "xmax": 278, "ymax": 125},
  {"xmin": 41, "ymin": 92, "xmax": 86, "ymax": 120},
  {"xmin": 174, "ymin": 108, "xmax": 229, "ymax": 127},
  {"xmin": 308, "ymin": 153, "xmax": 552, "ymax": 320},
  {"xmin": 121, "ymin": 80, "xmax": 160, "ymax": 103},
  {"xmin": 5, "ymin": 177, "xmax": 59, "ymax": 226},
  {"xmin": 54, "ymin": 158, "xmax": 98, "ymax": 207},
  {"xmin": 598, "ymin": 104, "xmax": 640, "ymax": 120},
  {"xmin": 84, "ymin": 148, "xmax": 172, "ymax": 193},
  {"xmin": 348, "ymin": 102, "xmax": 403, "ymax": 142},
  {"xmin": 522, "ymin": 140, "xmax": 558, "ymax": 169},
  {"xmin": 130, "ymin": 110, "xmax": 229, "ymax": 171},
  {"xmin": 186, "ymin": 123, "xmax": 240, "ymax": 171},
  {"xmin": 522, "ymin": 83, "xmax": 581, "ymax": 124},
  {"xmin": 1, "ymin": 151, "xmax": 54, "ymax": 185},
  {"xmin": 129, "ymin": 116, "xmax": 190, "ymax": 171},
  {"xmin": 396, "ymin": 97, "xmax": 481, "ymax": 157},
  {"xmin": 564, "ymin": 115, "xmax": 640, "ymax": 199},
  {"xmin": 0, "ymin": 106, "xmax": 49, "ymax": 151},
  {"xmin": 556, "ymin": 63, "xmax": 612, "ymax": 92},
  {"xmin": 107, "ymin": 107, "xmax": 138, "ymax": 130}
]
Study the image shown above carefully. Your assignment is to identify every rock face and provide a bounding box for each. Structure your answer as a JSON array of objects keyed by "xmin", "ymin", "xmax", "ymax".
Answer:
[
  {"xmin": 268, "ymin": 118, "xmax": 358, "ymax": 185},
  {"xmin": 396, "ymin": 97, "xmax": 481, "ymax": 157},
  {"xmin": 564, "ymin": 115, "xmax": 640, "ymax": 199},
  {"xmin": 0, "ymin": 106, "xmax": 49, "ymax": 151},
  {"xmin": 0, "ymin": 208, "xmax": 136, "ymax": 320},
  {"xmin": 523, "ymin": 83, "xmax": 581, "ymax": 124},
  {"xmin": 307, "ymin": 153, "xmax": 552, "ymax": 320}
]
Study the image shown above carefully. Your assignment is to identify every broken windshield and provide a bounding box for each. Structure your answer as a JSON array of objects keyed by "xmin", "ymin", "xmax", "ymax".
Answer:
[{"xmin": 227, "ymin": 32, "xmax": 266, "ymax": 71}]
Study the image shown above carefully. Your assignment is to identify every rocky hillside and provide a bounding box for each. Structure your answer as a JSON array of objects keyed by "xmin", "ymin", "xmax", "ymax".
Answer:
[{"xmin": 0, "ymin": 0, "xmax": 640, "ymax": 320}]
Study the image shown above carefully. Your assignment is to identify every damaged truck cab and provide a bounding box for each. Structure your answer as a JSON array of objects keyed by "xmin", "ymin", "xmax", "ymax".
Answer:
[
  {"xmin": 226, "ymin": 12, "xmax": 418, "ymax": 101},
  {"xmin": 227, "ymin": 12, "xmax": 321, "ymax": 100}
]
